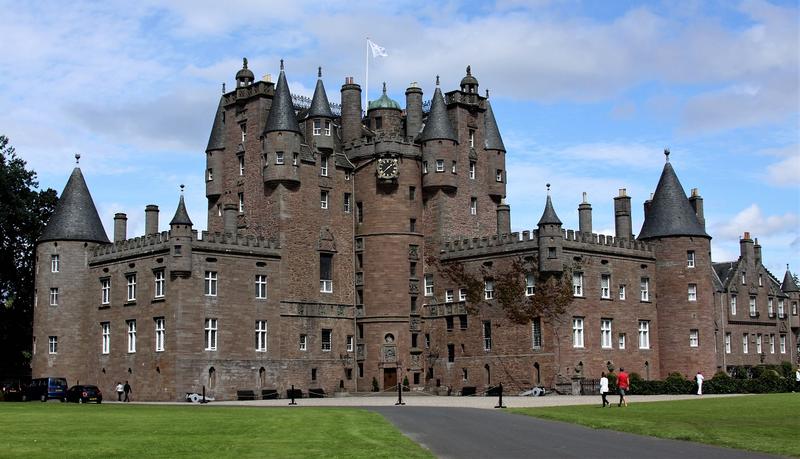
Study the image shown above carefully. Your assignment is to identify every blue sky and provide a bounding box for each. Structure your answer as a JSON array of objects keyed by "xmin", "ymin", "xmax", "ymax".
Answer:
[{"xmin": 1, "ymin": 0, "xmax": 798, "ymax": 277}]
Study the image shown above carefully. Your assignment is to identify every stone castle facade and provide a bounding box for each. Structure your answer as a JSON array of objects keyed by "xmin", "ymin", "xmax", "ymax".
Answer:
[{"xmin": 31, "ymin": 60, "xmax": 799, "ymax": 400}]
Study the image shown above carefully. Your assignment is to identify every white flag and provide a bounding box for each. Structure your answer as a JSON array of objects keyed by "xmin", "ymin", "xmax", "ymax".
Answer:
[{"xmin": 368, "ymin": 39, "xmax": 388, "ymax": 58}]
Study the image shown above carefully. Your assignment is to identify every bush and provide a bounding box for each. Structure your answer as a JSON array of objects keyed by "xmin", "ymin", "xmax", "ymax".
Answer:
[
  {"xmin": 663, "ymin": 372, "xmax": 694, "ymax": 394},
  {"xmin": 371, "ymin": 377, "xmax": 379, "ymax": 392},
  {"xmin": 705, "ymin": 371, "xmax": 738, "ymax": 394}
]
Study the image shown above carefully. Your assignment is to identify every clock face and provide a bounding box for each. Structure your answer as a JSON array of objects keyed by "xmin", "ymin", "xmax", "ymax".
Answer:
[{"xmin": 377, "ymin": 158, "xmax": 398, "ymax": 180}]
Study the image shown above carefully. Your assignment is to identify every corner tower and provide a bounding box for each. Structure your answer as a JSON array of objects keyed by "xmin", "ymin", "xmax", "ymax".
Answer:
[{"xmin": 537, "ymin": 185, "xmax": 563, "ymax": 273}]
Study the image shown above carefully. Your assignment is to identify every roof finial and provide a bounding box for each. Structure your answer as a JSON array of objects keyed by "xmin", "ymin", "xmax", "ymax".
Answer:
[
  {"xmin": 180, "ymin": 184, "xmax": 185, "ymax": 195},
  {"xmin": 280, "ymin": 59, "xmax": 284, "ymax": 71},
  {"xmin": 664, "ymin": 148, "xmax": 670, "ymax": 162},
  {"xmin": 382, "ymin": 81, "xmax": 387, "ymax": 94},
  {"xmin": 318, "ymin": 66, "xmax": 322, "ymax": 78},
  {"xmin": 485, "ymin": 89, "xmax": 489, "ymax": 99},
  {"xmin": 75, "ymin": 153, "xmax": 81, "ymax": 165},
  {"xmin": 221, "ymin": 82, "xmax": 226, "ymax": 94},
  {"xmin": 242, "ymin": 57, "xmax": 248, "ymax": 69},
  {"xmin": 466, "ymin": 65, "xmax": 471, "ymax": 76},
  {"xmin": 546, "ymin": 183, "xmax": 551, "ymax": 195},
  {"xmin": 436, "ymin": 75, "xmax": 440, "ymax": 86}
]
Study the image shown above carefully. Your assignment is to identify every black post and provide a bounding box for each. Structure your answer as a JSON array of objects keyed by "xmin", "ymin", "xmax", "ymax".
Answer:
[
  {"xmin": 289, "ymin": 384, "xmax": 297, "ymax": 406},
  {"xmin": 395, "ymin": 380, "xmax": 405, "ymax": 406},
  {"xmin": 201, "ymin": 385, "xmax": 207, "ymax": 404},
  {"xmin": 494, "ymin": 382, "xmax": 506, "ymax": 409}
]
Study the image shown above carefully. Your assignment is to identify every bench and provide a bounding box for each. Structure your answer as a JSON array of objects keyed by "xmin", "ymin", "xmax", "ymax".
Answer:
[
  {"xmin": 261, "ymin": 389, "xmax": 278, "ymax": 400},
  {"xmin": 236, "ymin": 390, "xmax": 257, "ymax": 400},
  {"xmin": 286, "ymin": 388, "xmax": 303, "ymax": 399},
  {"xmin": 308, "ymin": 388, "xmax": 325, "ymax": 398},
  {"xmin": 460, "ymin": 386, "xmax": 476, "ymax": 396}
]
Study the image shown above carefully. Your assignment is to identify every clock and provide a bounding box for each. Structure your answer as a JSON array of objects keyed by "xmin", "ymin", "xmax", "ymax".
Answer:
[{"xmin": 376, "ymin": 158, "xmax": 399, "ymax": 180}]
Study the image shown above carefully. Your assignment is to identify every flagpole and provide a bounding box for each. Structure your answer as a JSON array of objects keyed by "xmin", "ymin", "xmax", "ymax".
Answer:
[{"xmin": 365, "ymin": 37, "xmax": 369, "ymax": 116}]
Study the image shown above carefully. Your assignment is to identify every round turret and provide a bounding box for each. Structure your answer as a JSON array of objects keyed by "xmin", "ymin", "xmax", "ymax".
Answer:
[
  {"xmin": 367, "ymin": 82, "xmax": 403, "ymax": 135},
  {"xmin": 235, "ymin": 58, "xmax": 255, "ymax": 87},
  {"xmin": 460, "ymin": 65, "xmax": 479, "ymax": 93}
]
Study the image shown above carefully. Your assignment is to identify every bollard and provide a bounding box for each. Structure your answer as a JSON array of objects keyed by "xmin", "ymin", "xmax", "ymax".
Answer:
[
  {"xmin": 494, "ymin": 382, "xmax": 506, "ymax": 409},
  {"xmin": 289, "ymin": 384, "xmax": 298, "ymax": 406},
  {"xmin": 201, "ymin": 385, "xmax": 208, "ymax": 404},
  {"xmin": 395, "ymin": 381, "xmax": 405, "ymax": 406}
]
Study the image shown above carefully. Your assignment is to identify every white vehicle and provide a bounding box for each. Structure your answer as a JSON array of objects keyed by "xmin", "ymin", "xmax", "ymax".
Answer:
[
  {"xmin": 185, "ymin": 392, "xmax": 214, "ymax": 403},
  {"xmin": 519, "ymin": 387, "xmax": 547, "ymax": 397}
]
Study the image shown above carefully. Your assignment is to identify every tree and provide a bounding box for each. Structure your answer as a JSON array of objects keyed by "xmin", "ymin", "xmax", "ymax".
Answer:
[{"xmin": 0, "ymin": 136, "xmax": 58, "ymax": 378}]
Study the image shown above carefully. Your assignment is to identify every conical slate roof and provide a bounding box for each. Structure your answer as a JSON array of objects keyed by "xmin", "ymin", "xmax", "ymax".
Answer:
[
  {"xmin": 638, "ymin": 157, "xmax": 709, "ymax": 240},
  {"xmin": 169, "ymin": 195, "xmax": 193, "ymax": 226},
  {"xmin": 419, "ymin": 86, "xmax": 456, "ymax": 142},
  {"xmin": 39, "ymin": 167, "xmax": 109, "ymax": 244},
  {"xmin": 782, "ymin": 267, "xmax": 799, "ymax": 292},
  {"xmin": 307, "ymin": 68, "xmax": 334, "ymax": 119},
  {"xmin": 264, "ymin": 64, "xmax": 301, "ymax": 134},
  {"xmin": 538, "ymin": 194, "xmax": 562, "ymax": 226},
  {"xmin": 483, "ymin": 98, "xmax": 505, "ymax": 151},
  {"xmin": 206, "ymin": 97, "xmax": 226, "ymax": 152}
]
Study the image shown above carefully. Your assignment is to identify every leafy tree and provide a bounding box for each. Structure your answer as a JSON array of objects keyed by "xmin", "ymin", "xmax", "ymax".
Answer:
[{"xmin": 0, "ymin": 136, "xmax": 58, "ymax": 378}]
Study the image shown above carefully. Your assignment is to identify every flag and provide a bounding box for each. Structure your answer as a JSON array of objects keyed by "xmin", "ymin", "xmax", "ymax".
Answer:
[{"xmin": 368, "ymin": 39, "xmax": 388, "ymax": 58}]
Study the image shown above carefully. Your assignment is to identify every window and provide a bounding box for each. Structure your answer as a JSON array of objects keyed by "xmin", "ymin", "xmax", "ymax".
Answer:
[
  {"xmin": 462, "ymin": 368, "xmax": 468, "ymax": 381},
  {"xmin": 742, "ymin": 333, "xmax": 748, "ymax": 353},
  {"xmin": 320, "ymin": 254, "xmax": 333, "ymax": 293},
  {"xmin": 51, "ymin": 254, "xmax": 59, "ymax": 272},
  {"xmin": 532, "ymin": 318, "xmax": 542, "ymax": 349},
  {"xmin": 238, "ymin": 192, "xmax": 244, "ymax": 213},
  {"xmin": 690, "ymin": 329, "xmax": 699, "ymax": 347},
  {"xmin": 410, "ymin": 261, "xmax": 417, "ymax": 278},
  {"xmin": 452, "ymin": 161, "xmax": 457, "ymax": 174},
  {"xmin": 640, "ymin": 277, "xmax": 649, "ymax": 301},
  {"xmin": 255, "ymin": 275, "xmax": 267, "ymax": 299},
  {"xmin": 730, "ymin": 295, "xmax": 737, "ymax": 315},
  {"xmin": 749, "ymin": 296, "xmax": 757, "ymax": 317},
  {"xmin": 688, "ymin": 284, "xmax": 697, "ymax": 302},
  {"xmin": 313, "ymin": 119, "xmax": 321, "ymax": 135},
  {"xmin": 756, "ymin": 333, "xmax": 762, "ymax": 353},
  {"xmin": 619, "ymin": 285, "xmax": 626, "ymax": 300},
  {"xmin": 601, "ymin": 319, "xmax": 612, "ymax": 349},
  {"xmin": 205, "ymin": 318, "xmax": 218, "ymax": 351},
  {"xmin": 725, "ymin": 332, "xmax": 731, "ymax": 353},
  {"xmin": 424, "ymin": 274, "xmax": 433, "ymax": 296},
  {"xmin": 155, "ymin": 318, "xmax": 165, "ymax": 352},
  {"xmin": 48, "ymin": 336, "xmax": 57, "ymax": 354},
  {"xmin": 447, "ymin": 343, "xmax": 455, "ymax": 362},
  {"xmin": 127, "ymin": 320, "xmax": 136, "ymax": 353},
  {"xmin": 240, "ymin": 123, "xmax": 247, "ymax": 143},
  {"xmin": 469, "ymin": 129, "xmax": 475, "ymax": 148},
  {"xmin": 445, "ymin": 289, "xmax": 454, "ymax": 303},
  {"xmin": 769, "ymin": 334, "xmax": 775, "ymax": 354},
  {"xmin": 101, "ymin": 279, "xmax": 110, "ymax": 305},
  {"xmin": 572, "ymin": 272, "xmax": 583, "ymax": 297},
  {"xmin": 276, "ymin": 151, "xmax": 284, "ymax": 164},
  {"xmin": 435, "ymin": 159, "xmax": 444, "ymax": 172},
  {"xmin": 446, "ymin": 316, "xmax": 454, "ymax": 331},
  {"xmin": 793, "ymin": 301, "xmax": 798, "ymax": 315},
  {"xmin": 778, "ymin": 299, "xmax": 785, "ymax": 318},
  {"xmin": 49, "ymin": 288, "xmax": 58, "ymax": 306},
  {"xmin": 238, "ymin": 155, "xmax": 245, "ymax": 176},
  {"xmin": 741, "ymin": 271, "xmax": 746, "ymax": 285},
  {"xmin": 526, "ymin": 274, "xmax": 535, "ymax": 296},
  {"xmin": 768, "ymin": 298, "xmax": 774, "ymax": 317},
  {"xmin": 374, "ymin": 117, "xmax": 382, "ymax": 130},
  {"xmin": 779, "ymin": 334, "xmax": 786, "ymax": 353},
  {"xmin": 255, "ymin": 320, "xmax": 267, "ymax": 352},
  {"xmin": 321, "ymin": 329, "xmax": 332, "ymax": 351},
  {"xmin": 483, "ymin": 321, "xmax": 492, "ymax": 351},
  {"xmin": 459, "ymin": 288, "xmax": 467, "ymax": 301},
  {"xmin": 572, "ymin": 318, "xmax": 584, "ymax": 348},
  {"xmin": 299, "ymin": 334, "xmax": 307, "ymax": 351},
  {"xmin": 548, "ymin": 247, "xmax": 556, "ymax": 258},
  {"xmin": 638, "ymin": 320, "xmax": 650, "ymax": 349},
  {"xmin": 469, "ymin": 161, "xmax": 476, "ymax": 179},
  {"xmin": 207, "ymin": 168, "xmax": 213, "ymax": 181},
  {"xmin": 154, "ymin": 270, "xmax": 165, "ymax": 298},
  {"xmin": 343, "ymin": 193, "xmax": 351, "ymax": 213},
  {"xmin": 687, "ymin": 251, "xmax": 695, "ymax": 268},
  {"xmin": 320, "ymin": 156, "xmax": 328, "ymax": 176},
  {"xmin": 409, "ymin": 186, "xmax": 416, "ymax": 200},
  {"xmin": 102, "ymin": 322, "xmax": 110, "ymax": 354},
  {"xmin": 126, "ymin": 274, "xmax": 136, "ymax": 301},
  {"xmin": 470, "ymin": 197, "xmax": 477, "ymax": 215},
  {"xmin": 356, "ymin": 202, "xmax": 363, "ymax": 223},
  {"xmin": 324, "ymin": 120, "xmax": 332, "ymax": 136},
  {"xmin": 425, "ymin": 333, "xmax": 431, "ymax": 349},
  {"xmin": 320, "ymin": 190, "xmax": 329, "ymax": 209},
  {"xmin": 423, "ymin": 161, "xmax": 428, "ymax": 174},
  {"xmin": 618, "ymin": 333, "xmax": 626, "ymax": 349},
  {"xmin": 346, "ymin": 335, "xmax": 354, "ymax": 352},
  {"xmin": 758, "ymin": 274, "xmax": 762, "ymax": 286},
  {"xmin": 484, "ymin": 279, "xmax": 494, "ymax": 300},
  {"xmin": 292, "ymin": 152, "xmax": 298, "ymax": 166},
  {"xmin": 204, "ymin": 271, "xmax": 218, "ymax": 296},
  {"xmin": 410, "ymin": 218, "xmax": 416, "ymax": 232},
  {"xmin": 459, "ymin": 315, "xmax": 468, "ymax": 330},
  {"xmin": 496, "ymin": 169, "xmax": 503, "ymax": 182},
  {"xmin": 601, "ymin": 274, "xmax": 610, "ymax": 299}
]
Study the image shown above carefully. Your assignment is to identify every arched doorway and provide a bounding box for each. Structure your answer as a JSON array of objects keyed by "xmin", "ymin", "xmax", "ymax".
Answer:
[
  {"xmin": 258, "ymin": 367, "xmax": 266, "ymax": 388},
  {"xmin": 484, "ymin": 364, "xmax": 491, "ymax": 386},
  {"xmin": 208, "ymin": 367, "xmax": 216, "ymax": 390}
]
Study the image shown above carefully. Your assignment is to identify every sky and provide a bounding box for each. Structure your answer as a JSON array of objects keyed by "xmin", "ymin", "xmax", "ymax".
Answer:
[{"xmin": 1, "ymin": 0, "xmax": 798, "ymax": 278}]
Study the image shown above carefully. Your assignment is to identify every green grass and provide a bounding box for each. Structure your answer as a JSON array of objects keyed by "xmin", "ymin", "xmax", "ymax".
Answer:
[
  {"xmin": 511, "ymin": 393, "xmax": 800, "ymax": 457},
  {"xmin": 0, "ymin": 403, "xmax": 432, "ymax": 458}
]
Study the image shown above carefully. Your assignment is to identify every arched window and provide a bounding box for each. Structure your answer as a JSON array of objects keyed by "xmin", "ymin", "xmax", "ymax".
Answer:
[
  {"xmin": 208, "ymin": 367, "xmax": 216, "ymax": 390},
  {"xmin": 259, "ymin": 367, "xmax": 266, "ymax": 388}
]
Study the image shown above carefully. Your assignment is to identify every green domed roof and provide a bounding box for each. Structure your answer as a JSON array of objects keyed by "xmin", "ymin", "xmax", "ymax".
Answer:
[{"xmin": 368, "ymin": 83, "xmax": 401, "ymax": 111}]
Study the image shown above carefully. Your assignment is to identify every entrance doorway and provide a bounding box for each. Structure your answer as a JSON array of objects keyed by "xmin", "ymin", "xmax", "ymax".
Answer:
[{"xmin": 383, "ymin": 368, "xmax": 397, "ymax": 390}]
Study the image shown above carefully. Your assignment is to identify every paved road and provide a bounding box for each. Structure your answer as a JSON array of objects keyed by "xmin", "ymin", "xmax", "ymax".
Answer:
[{"xmin": 367, "ymin": 406, "xmax": 780, "ymax": 459}]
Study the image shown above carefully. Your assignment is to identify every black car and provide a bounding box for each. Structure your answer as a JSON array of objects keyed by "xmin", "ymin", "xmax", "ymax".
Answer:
[
  {"xmin": 65, "ymin": 385, "xmax": 103, "ymax": 404},
  {"xmin": 1, "ymin": 383, "xmax": 23, "ymax": 401}
]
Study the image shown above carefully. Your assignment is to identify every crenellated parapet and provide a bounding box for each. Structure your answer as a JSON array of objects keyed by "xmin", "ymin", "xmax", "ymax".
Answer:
[
  {"xmin": 91, "ymin": 231, "xmax": 171, "ymax": 263},
  {"xmin": 343, "ymin": 133, "xmax": 421, "ymax": 162},
  {"xmin": 196, "ymin": 231, "xmax": 280, "ymax": 254}
]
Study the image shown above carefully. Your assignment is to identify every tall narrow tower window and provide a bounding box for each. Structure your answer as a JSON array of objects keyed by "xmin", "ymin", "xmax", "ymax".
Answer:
[
  {"xmin": 238, "ymin": 155, "xmax": 244, "ymax": 176},
  {"xmin": 313, "ymin": 119, "xmax": 322, "ymax": 135},
  {"xmin": 470, "ymin": 197, "xmax": 477, "ymax": 215},
  {"xmin": 49, "ymin": 288, "xmax": 59, "ymax": 306},
  {"xmin": 469, "ymin": 129, "xmax": 475, "ymax": 148},
  {"xmin": 324, "ymin": 120, "xmax": 332, "ymax": 136},
  {"xmin": 320, "ymin": 190, "xmax": 329, "ymax": 209},
  {"xmin": 687, "ymin": 251, "xmax": 695, "ymax": 268},
  {"xmin": 469, "ymin": 161, "xmax": 476, "ymax": 179},
  {"xmin": 320, "ymin": 156, "xmax": 328, "ymax": 176},
  {"xmin": 320, "ymin": 254, "xmax": 333, "ymax": 293},
  {"xmin": 240, "ymin": 123, "xmax": 247, "ymax": 143},
  {"xmin": 238, "ymin": 193, "xmax": 244, "ymax": 213},
  {"xmin": 51, "ymin": 255, "xmax": 59, "ymax": 273}
]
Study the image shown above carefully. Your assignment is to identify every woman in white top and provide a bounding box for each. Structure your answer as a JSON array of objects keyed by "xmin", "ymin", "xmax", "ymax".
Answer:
[
  {"xmin": 600, "ymin": 372, "xmax": 609, "ymax": 407},
  {"xmin": 696, "ymin": 372, "xmax": 704, "ymax": 395}
]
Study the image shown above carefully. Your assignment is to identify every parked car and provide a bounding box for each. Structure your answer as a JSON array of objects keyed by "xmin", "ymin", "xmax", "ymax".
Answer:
[
  {"xmin": 1, "ymin": 383, "xmax": 24, "ymax": 401},
  {"xmin": 24, "ymin": 377, "xmax": 68, "ymax": 402},
  {"xmin": 65, "ymin": 385, "xmax": 102, "ymax": 404}
]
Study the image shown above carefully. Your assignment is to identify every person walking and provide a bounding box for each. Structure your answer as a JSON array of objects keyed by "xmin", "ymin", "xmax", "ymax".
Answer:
[
  {"xmin": 696, "ymin": 371, "xmax": 704, "ymax": 395},
  {"xmin": 599, "ymin": 372, "xmax": 609, "ymax": 407},
  {"xmin": 115, "ymin": 382, "xmax": 124, "ymax": 402},
  {"xmin": 795, "ymin": 367, "xmax": 799, "ymax": 391},
  {"xmin": 123, "ymin": 381, "xmax": 132, "ymax": 402},
  {"xmin": 617, "ymin": 368, "xmax": 629, "ymax": 407}
]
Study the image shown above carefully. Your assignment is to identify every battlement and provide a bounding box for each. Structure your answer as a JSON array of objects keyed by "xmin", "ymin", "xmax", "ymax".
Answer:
[
  {"xmin": 439, "ymin": 228, "xmax": 652, "ymax": 261},
  {"xmin": 195, "ymin": 231, "xmax": 280, "ymax": 253},
  {"xmin": 91, "ymin": 231, "xmax": 171, "ymax": 262},
  {"xmin": 343, "ymin": 132, "xmax": 420, "ymax": 155}
]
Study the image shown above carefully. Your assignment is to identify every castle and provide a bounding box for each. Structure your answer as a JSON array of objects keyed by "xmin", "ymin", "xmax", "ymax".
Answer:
[{"xmin": 31, "ymin": 60, "xmax": 799, "ymax": 400}]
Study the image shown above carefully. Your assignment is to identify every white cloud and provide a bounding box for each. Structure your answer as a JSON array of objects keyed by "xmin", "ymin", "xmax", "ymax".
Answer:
[
  {"xmin": 764, "ymin": 147, "xmax": 800, "ymax": 187},
  {"xmin": 712, "ymin": 203, "xmax": 799, "ymax": 240}
]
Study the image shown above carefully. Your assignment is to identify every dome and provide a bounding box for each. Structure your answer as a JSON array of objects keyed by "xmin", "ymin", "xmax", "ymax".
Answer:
[
  {"xmin": 460, "ymin": 65, "xmax": 478, "ymax": 88},
  {"xmin": 368, "ymin": 83, "xmax": 401, "ymax": 111},
  {"xmin": 235, "ymin": 58, "xmax": 254, "ymax": 82}
]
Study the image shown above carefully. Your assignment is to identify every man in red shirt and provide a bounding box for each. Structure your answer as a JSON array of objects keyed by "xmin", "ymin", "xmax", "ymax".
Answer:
[{"xmin": 617, "ymin": 368, "xmax": 629, "ymax": 407}]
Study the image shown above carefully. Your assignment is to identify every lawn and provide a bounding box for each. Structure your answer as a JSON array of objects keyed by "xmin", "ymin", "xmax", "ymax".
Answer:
[
  {"xmin": 0, "ymin": 403, "xmax": 432, "ymax": 458},
  {"xmin": 511, "ymin": 393, "xmax": 800, "ymax": 457}
]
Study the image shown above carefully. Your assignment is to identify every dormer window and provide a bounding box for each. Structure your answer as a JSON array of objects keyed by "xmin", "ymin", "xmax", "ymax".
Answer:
[
  {"xmin": 324, "ymin": 120, "xmax": 332, "ymax": 136},
  {"xmin": 313, "ymin": 119, "xmax": 321, "ymax": 136}
]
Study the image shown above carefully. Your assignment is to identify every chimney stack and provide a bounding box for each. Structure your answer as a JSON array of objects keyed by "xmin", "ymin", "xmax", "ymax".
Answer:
[
  {"xmin": 689, "ymin": 188, "xmax": 705, "ymax": 230},
  {"xmin": 145, "ymin": 205, "xmax": 159, "ymax": 235},
  {"xmin": 223, "ymin": 203, "xmax": 238, "ymax": 235},
  {"xmin": 578, "ymin": 192, "xmax": 592, "ymax": 234},
  {"xmin": 340, "ymin": 77, "xmax": 363, "ymax": 144},
  {"xmin": 614, "ymin": 188, "xmax": 632, "ymax": 240},
  {"xmin": 496, "ymin": 199, "xmax": 511, "ymax": 234},
  {"xmin": 405, "ymin": 83, "xmax": 423, "ymax": 139},
  {"xmin": 754, "ymin": 238, "xmax": 762, "ymax": 266},
  {"xmin": 113, "ymin": 213, "xmax": 127, "ymax": 242},
  {"xmin": 740, "ymin": 232, "xmax": 754, "ymax": 263}
]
